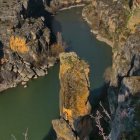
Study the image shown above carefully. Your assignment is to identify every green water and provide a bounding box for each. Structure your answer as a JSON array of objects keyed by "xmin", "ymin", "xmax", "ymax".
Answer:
[{"xmin": 0, "ymin": 7, "xmax": 112, "ymax": 140}]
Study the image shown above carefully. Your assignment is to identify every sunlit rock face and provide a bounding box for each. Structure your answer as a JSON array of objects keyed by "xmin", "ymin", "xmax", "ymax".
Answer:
[
  {"xmin": 10, "ymin": 36, "xmax": 29, "ymax": 53},
  {"xmin": 52, "ymin": 52, "xmax": 92, "ymax": 140}
]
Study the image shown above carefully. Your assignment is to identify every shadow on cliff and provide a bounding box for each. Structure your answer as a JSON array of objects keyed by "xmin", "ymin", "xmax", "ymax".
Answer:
[
  {"xmin": 42, "ymin": 126, "xmax": 57, "ymax": 140},
  {"xmin": 0, "ymin": 41, "xmax": 3, "ymax": 83},
  {"xmin": 51, "ymin": 19, "xmax": 62, "ymax": 35},
  {"xmin": 44, "ymin": 0, "xmax": 51, "ymax": 7},
  {"xmin": 88, "ymin": 83, "xmax": 111, "ymax": 140},
  {"xmin": 65, "ymin": 41, "xmax": 74, "ymax": 52},
  {"xmin": 21, "ymin": 0, "xmax": 63, "ymax": 45},
  {"xmin": 0, "ymin": 41, "xmax": 3, "ymax": 65},
  {"xmin": 129, "ymin": 0, "xmax": 133, "ymax": 9},
  {"xmin": 89, "ymin": 83, "xmax": 109, "ymax": 109}
]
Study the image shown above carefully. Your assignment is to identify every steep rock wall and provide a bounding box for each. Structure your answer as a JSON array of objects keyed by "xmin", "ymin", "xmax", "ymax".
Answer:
[
  {"xmin": 82, "ymin": 0, "xmax": 140, "ymax": 139},
  {"xmin": 0, "ymin": 0, "xmax": 65, "ymax": 92}
]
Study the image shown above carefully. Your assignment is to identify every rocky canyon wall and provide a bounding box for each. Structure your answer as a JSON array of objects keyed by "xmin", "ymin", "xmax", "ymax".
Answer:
[
  {"xmin": 82, "ymin": 0, "xmax": 140, "ymax": 139},
  {"xmin": 0, "ymin": 0, "xmax": 65, "ymax": 92}
]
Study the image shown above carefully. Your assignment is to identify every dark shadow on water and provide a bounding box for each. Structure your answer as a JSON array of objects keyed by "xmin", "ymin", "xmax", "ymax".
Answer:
[
  {"xmin": 89, "ymin": 83, "xmax": 111, "ymax": 140},
  {"xmin": 65, "ymin": 41, "xmax": 73, "ymax": 52},
  {"xmin": 43, "ymin": 126, "xmax": 57, "ymax": 140},
  {"xmin": 51, "ymin": 19, "xmax": 62, "ymax": 35},
  {"xmin": 89, "ymin": 83, "xmax": 109, "ymax": 109}
]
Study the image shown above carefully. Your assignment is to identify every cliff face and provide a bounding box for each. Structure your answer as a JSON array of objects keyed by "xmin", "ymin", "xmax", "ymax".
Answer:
[
  {"xmin": 0, "ymin": 0, "xmax": 65, "ymax": 92},
  {"xmin": 82, "ymin": 0, "xmax": 140, "ymax": 139},
  {"xmin": 52, "ymin": 52, "xmax": 92, "ymax": 140}
]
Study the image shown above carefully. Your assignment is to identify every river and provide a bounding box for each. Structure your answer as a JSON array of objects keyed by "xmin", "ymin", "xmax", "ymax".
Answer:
[{"xmin": 0, "ymin": 7, "xmax": 112, "ymax": 140}]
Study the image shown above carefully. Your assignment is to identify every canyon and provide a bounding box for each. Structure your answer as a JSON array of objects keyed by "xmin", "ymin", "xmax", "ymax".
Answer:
[{"xmin": 0, "ymin": 0, "xmax": 140, "ymax": 140}]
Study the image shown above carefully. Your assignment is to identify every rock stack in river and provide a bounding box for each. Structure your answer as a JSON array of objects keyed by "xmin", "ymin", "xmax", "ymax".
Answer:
[{"xmin": 52, "ymin": 52, "xmax": 92, "ymax": 140}]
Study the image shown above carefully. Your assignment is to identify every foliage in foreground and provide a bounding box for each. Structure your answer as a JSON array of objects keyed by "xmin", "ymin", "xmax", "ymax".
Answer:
[{"xmin": 11, "ymin": 127, "xmax": 28, "ymax": 140}]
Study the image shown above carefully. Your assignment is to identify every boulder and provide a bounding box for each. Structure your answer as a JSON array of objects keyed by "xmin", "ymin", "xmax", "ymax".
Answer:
[
  {"xmin": 24, "ymin": 85, "xmax": 27, "ymax": 88},
  {"xmin": 21, "ymin": 82, "xmax": 27, "ymax": 85},
  {"xmin": 34, "ymin": 68, "xmax": 45, "ymax": 76},
  {"xmin": 52, "ymin": 118, "xmax": 77, "ymax": 140},
  {"xmin": 23, "ymin": 77, "xmax": 29, "ymax": 82}
]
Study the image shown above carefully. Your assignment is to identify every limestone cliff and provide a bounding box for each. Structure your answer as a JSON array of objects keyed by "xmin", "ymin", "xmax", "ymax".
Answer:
[
  {"xmin": 82, "ymin": 0, "xmax": 140, "ymax": 139},
  {"xmin": 0, "ymin": 0, "xmax": 66, "ymax": 92},
  {"xmin": 52, "ymin": 52, "xmax": 92, "ymax": 140}
]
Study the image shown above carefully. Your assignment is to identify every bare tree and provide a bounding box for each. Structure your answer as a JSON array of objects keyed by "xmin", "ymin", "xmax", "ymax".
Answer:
[
  {"xmin": 56, "ymin": 32, "xmax": 67, "ymax": 49},
  {"xmin": 57, "ymin": 32, "xmax": 63, "ymax": 46},
  {"xmin": 90, "ymin": 101, "xmax": 111, "ymax": 140},
  {"xmin": 23, "ymin": 127, "xmax": 28, "ymax": 140},
  {"xmin": 11, "ymin": 134, "xmax": 17, "ymax": 140},
  {"xmin": 11, "ymin": 127, "xmax": 28, "ymax": 140}
]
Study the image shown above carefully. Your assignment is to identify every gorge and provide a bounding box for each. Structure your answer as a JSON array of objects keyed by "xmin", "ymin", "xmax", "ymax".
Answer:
[
  {"xmin": 0, "ymin": 6, "xmax": 112, "ymax": 140},
  {"xmin": 0, "ymin": 0, "xmax": 140, "ymax": 139}
]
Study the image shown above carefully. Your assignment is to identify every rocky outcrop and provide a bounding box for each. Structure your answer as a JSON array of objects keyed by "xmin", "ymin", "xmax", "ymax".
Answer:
[
  {"xmin": 82, "ymin": 0, "xmax": 140, "ymax": 139},
  {"xmin": 0, "ymin": 0, "xmax": 66, "ymax": 92},
  {"xmin": 52, "ymin": 52, "xmax": 92, "ymax": 140},
  {"xmin": 110, "ymin": 76, "xmax": 140, "ymax": 140}
]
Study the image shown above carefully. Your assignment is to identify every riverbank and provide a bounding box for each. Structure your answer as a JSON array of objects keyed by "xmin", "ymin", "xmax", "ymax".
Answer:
[
  {"xmin": 82, "ymin": 12, "xmax": 113, "ymax": 48},
  {"xmin": 59, "ymin": 4, "xmax": 85, "ymax": 11},
  {"xmin": 82, "ymin": 0, "xmax": 140, "ymax": 139},
  {"xmin": 0, "ymin": 0, "xmax": 67, "ymax": 93},
  {"xmin": 96, "ymin": 35, "xmax": 113, "ymax": 47}
]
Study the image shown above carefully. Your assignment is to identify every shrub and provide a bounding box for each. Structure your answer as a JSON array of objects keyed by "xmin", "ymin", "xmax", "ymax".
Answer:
[
  {"xmin": 83, "ymin": 1, "xmax": 92, "ymax": 5},
  {"xmin": 33, "ymin": 55, "xmax": 47, "ymax": 67},
  {"xmin": 51, "ymin": 6, "xmax": 61, "ymax": 12},
  {"xmin": 50, "ymin": 43, "xmax": 65, "ymax": 57},
  {"xmin": 103, "ymin": 66, "xmax": 112, "ymax": 83}
]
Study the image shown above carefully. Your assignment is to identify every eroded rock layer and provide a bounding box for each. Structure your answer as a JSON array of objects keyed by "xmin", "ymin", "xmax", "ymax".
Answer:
[{"xmin": 52, "ymin": 52, "xmax": 92, "ymax": 140}]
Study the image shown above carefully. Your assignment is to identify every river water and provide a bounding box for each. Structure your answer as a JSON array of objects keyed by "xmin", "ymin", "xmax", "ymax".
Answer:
[{"xmin": 0, "ymin": 7, "xmax": 112, "ymax": 140}]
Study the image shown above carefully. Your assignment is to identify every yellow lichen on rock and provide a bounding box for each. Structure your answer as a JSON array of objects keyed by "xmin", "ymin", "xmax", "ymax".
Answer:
[
  {"xmin": 52, "ymin": 52, "xmax": 92, "ymax": 140},
  {"xmin": 59, "ymin": 52, "xmax": 91, "ymax": 120},
  {"xmin": 109, "ymin": 19, "xmax": 116, "ymax": 33},
  {"xmin": 75, "ymin": 0, "xmax": 81, "ymax": 3},
  {"xmin": 10, "ymin": 36, "xmax": 29, "ymax": 53}
]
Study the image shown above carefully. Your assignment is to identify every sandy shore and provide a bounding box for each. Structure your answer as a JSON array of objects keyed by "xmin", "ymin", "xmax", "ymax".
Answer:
[
  {"xmin": 59, "ymin": 4, "xmax": 85, "ymax": 11},
  {"xmin": 96, "ymin": 35, "xmax": 113, "ymax": 47},
  {"xmin": 90, "ymin": 29, "xmax": 98, "ymax": 34}
]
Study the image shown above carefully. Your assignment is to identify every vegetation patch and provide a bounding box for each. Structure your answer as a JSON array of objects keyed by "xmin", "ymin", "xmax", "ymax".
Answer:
[{"xmin": 50, "ymin": 43, "xmax": 65, "ymax": 57}]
